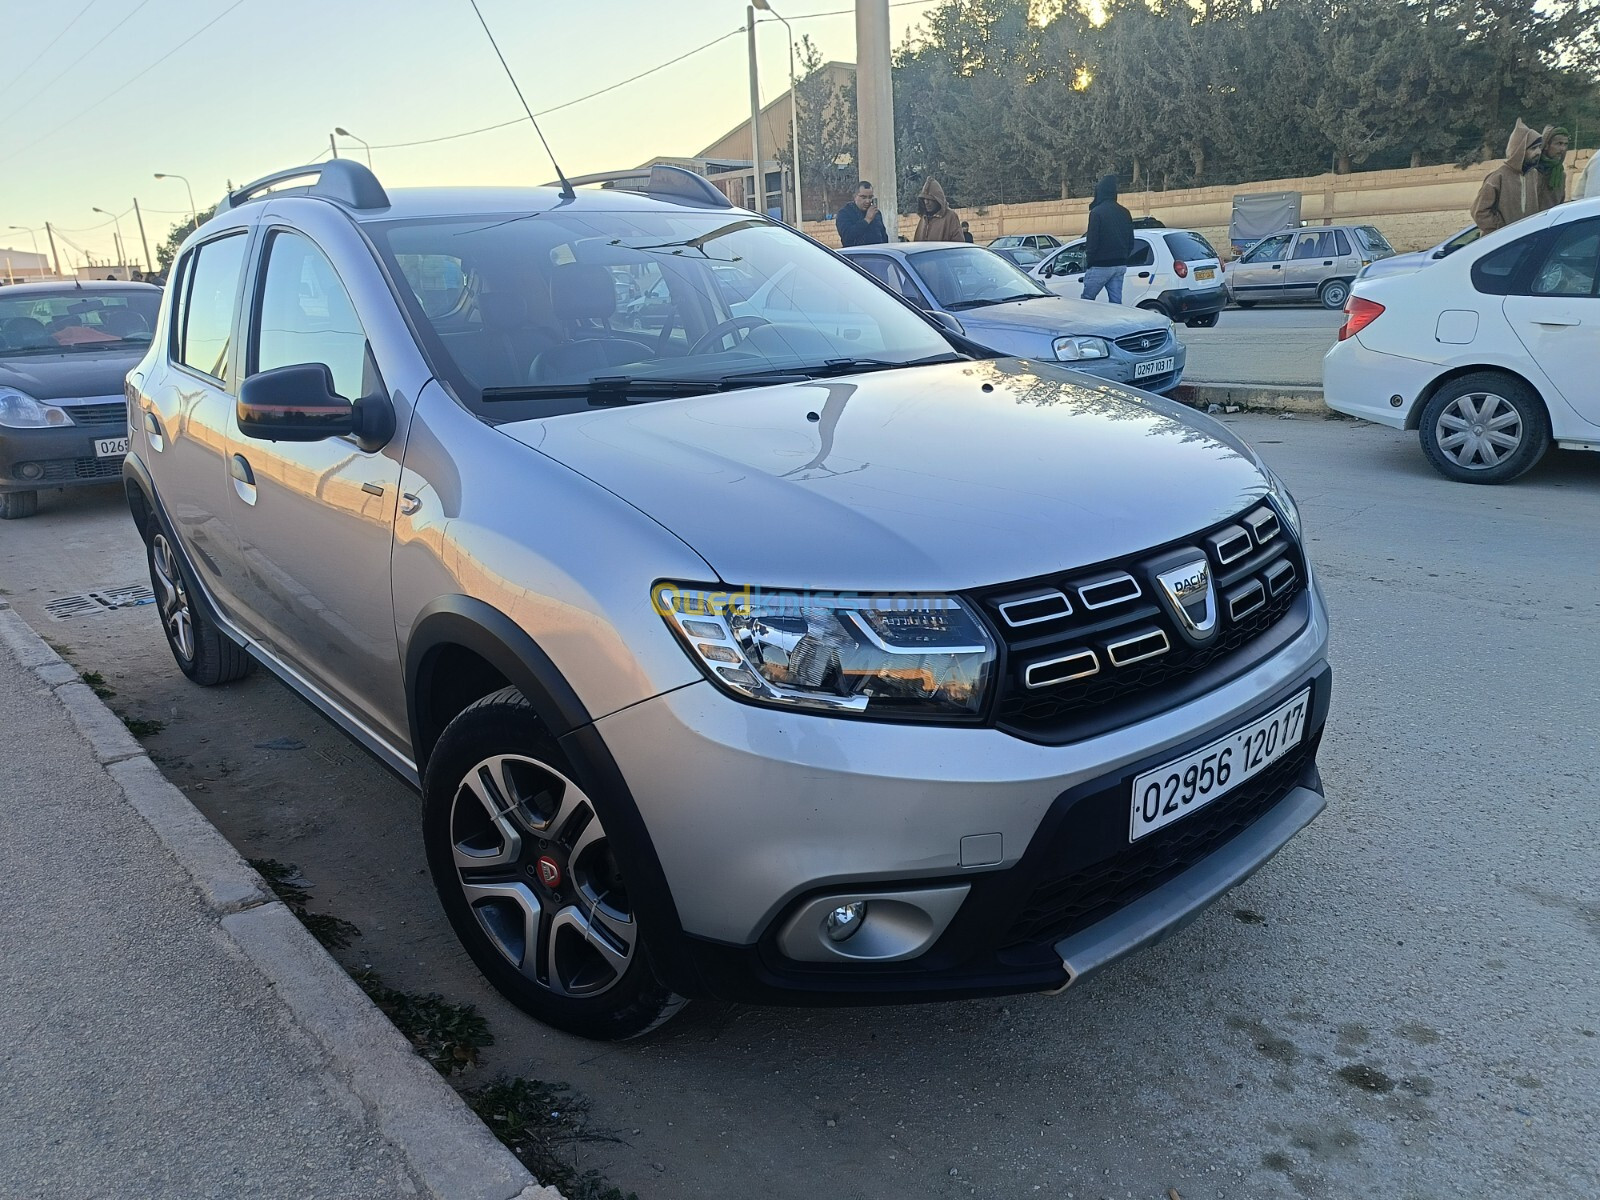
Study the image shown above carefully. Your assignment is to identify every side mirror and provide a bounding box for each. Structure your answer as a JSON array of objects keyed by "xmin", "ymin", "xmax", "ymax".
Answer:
[
  {"xmin": 238, "ymin": 363, "xmax": 394, "ymax": 451},
  {"xmin": 928, "ymin": 310, "xmax": 965, "ymax": 337}
]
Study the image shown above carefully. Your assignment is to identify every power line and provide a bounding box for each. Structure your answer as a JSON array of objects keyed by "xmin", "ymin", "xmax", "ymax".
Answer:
[
  {"xmin": 0, "ymin": 0, "xmax": 151, "ymax": 127},
  {"xmin": 359, "ymin": 25, "xmax": 746, "ymax": 152},
  {"xmin": 0, "ymin": 1, "xmax": 97, "ymax": 104},
  {"xmin": 0, "ymin": 0, "xmax": 248, "ymax": 169}
]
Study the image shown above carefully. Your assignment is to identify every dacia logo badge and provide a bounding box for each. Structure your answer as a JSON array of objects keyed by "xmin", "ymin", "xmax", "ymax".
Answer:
[{"xmin": 1157, "ymin": 557, "xmax": 1218, "ymax": 640}]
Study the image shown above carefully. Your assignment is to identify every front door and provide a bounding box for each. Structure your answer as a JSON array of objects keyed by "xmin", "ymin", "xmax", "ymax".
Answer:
[
  {"xmin": 1503, "ymin": 216, "xmax": 1600, "ymax": 427},
  {"xmin": 1038, "ymin": 242, "xmax": 1086, "ymax": 296},
  {"xmin": 223, "ymin": 226, "xmax": 409, "ymax": 743},
  {"xmin": 1229, "ymin": 232, "xmax": 1294, "ymax": 302}
]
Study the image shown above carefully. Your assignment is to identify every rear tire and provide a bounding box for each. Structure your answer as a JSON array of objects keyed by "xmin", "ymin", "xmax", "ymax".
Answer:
[
  {"xmin": 1417, "ymin": 373, "xmax": 1548, "ymax": 485},
  {"xmin": 0, "ymin": 490, "xmax": 38, "ymax": 520},
  {"xmin": 146, "ymin": 527, "xmax": 254, "ymax": 684},
  {"xmin": 1186, "ymin": 313, "xmax": 1219, "ymax": 328},
  {"xmin": 423, "ymin": 687, "xmax": 686, "ymax": 1041},
  {"xmin": 1318, "ymin": 279, "xmax": 1351, "ymax": 309},
  {"xmin": 1235, "ymin": 299, "xmax": 1257, "ymax": 309}
]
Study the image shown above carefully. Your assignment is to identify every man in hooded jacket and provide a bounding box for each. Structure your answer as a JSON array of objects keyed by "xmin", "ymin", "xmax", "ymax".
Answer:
[
  {"xmin": 1471, "ymin": 120, "xmax": 1556, "ymax": 234},
  {"xmin": 912, "ymin": 179, "xmax": 964, "ymax": 242},
  {"xmin": 1082, "ymin": 174, "xmax": 1135, "ymax": 304}
]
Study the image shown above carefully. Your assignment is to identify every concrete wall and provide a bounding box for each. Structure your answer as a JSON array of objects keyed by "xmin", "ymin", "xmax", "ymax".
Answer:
[{"xmin": 804, "ymin": 150, "xmax": 1596, "ymax": 255}]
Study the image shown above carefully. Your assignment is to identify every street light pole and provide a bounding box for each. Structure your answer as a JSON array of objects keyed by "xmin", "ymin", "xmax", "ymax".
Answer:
[
  {"xmin": 92, "ymin": 207, "xmax": 126, "ymax": 272},
  {"xmin": 334, "ymin": 127, "xmax": 372, "ymax": 168},
  {"xmin": 747, "ymin": 7, "xmax": 763, "ymax": 216},
  {"xmin": 753, "ymin": 0, "xmax": 803, "ymax": 225},
  {"xmin": 8, "ymin": 226, "xmax": 40, "ymax": 258},
  {"xmin": 154, "ymin": 173, "xmax": 199, "ymax": 235},
  {"xmin": 132, "ymin": 199, "xmax": 154, "ymax": 276}
]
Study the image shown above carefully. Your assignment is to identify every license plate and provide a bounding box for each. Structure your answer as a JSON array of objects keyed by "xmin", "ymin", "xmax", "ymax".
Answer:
[
  {"xmin": 1133, "ymin": 356, "xmax": 1176, "ymax": 380},
  {"xmin": 1195, "ymin": 267, "xmax": 1215, "ymax": 280},
  {"xmin": 1130, "ymin": 689, "xmax": 1310, "ymax": 842},
  {"xmin": 95, "ymin": 437, "xmax": 129, "ymax": 457}
]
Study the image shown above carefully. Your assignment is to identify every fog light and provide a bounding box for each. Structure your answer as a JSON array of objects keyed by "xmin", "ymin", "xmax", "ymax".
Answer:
[
  {"xmin": 17, "ymin": 462, "xmax": 43, "ymax": 481},
  {"xmin": 824, "ymin": 902, "xmax": 867, "ymax": 942}
]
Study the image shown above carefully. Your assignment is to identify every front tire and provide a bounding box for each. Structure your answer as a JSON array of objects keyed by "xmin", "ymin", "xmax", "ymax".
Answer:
[
  {"xmin": 1418, "ymin": 373, "xmax": 1549, "ymax": 485},
  {"xmin": 0, "ymin": 490, "xmax": 38, "ymax": 520},
  {"xmin": 1318, "ymin": 279, "xmax": 1351, "ymax": 309},
  {"xmin": 1186, "ymin": 313, "xmax": 1219, "ymax": 328},
  {"xmin": 146, "ymin": 528, "xmax": 253, "ymax": 684},
  {"xmin": 1235, "ymin": 299, "xmax": 1257, "ymax": 309},
  {"xmin": 1137, "ymin": 299, "xmax": 1168, "ymax": 318},
  {"xmin": 423, "ymin": 687, "xmax": 685, "ymax": 1040}
]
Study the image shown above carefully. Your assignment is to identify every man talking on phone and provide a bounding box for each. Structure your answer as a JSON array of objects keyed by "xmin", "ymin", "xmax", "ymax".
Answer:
[{"xmin": 836, "ymin": 180, "xmax": 889, "ymax": 247}]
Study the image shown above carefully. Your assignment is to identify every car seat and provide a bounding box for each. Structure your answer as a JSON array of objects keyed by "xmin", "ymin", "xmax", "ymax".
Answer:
[{"xmin": 528, "ymin": 264, "xmax": 654, "ymax": 383}]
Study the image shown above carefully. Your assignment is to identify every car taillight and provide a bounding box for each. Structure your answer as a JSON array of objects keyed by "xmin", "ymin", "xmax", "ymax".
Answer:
[
  {"xmin": 1174, "ymin": 259, "xmax": 1188, "ymax": 278},
  {"xmin": 1338, "ymin": 296, "xmax": 1384, "ymax": 341}
]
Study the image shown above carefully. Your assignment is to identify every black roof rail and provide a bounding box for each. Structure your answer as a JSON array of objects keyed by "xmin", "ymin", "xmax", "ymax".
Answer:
[
  {"xmin": 216, "ymin": 159, "xmax": 390, "ymax": 215},
  {"xmin": 553, "ymin": 164, "xmax": 733, "ymax": 210}
]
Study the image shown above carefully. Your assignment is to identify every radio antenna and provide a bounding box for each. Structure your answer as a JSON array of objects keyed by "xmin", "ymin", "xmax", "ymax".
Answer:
[{"xmin": 466, "ymin": 0, "xmax": 575, "ymax": 199}]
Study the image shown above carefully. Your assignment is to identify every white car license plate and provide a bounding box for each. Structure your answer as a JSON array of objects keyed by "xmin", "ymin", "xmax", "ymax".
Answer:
[
  {"xmin": 1133, "ymin": 356, "xmax": 1175, "ymax": 380},
  {"xmin": 95, "ymin": 437, "xmax": 129, "ymax": 457},
  {"xmin": 1130, "ymin": 689, "xmax": 1310, "ymax": 842}
]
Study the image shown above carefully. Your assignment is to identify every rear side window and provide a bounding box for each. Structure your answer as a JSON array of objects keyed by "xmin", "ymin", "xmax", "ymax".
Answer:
[
  {"xmin": 1128, "ymin": 240, "xmax": 1155, "ymax": 267},
  {"xmin": 1163, "ymin": 231, "xmax": 1217, "ymax": 262},
  {"xmin": 1355, "ymin": 226, "xmax": 1393, "ymax": 255},
  {"xmin": 174, "ymin": 234, "xmax": 247, "ymax": 385},
  {"xmin": 1333, "ymin": 229, "xmax": 1352, "ymax": 256}
]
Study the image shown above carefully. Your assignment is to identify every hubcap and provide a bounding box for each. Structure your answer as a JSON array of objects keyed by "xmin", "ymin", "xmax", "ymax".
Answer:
[
  {"xmin": 449, "ymin": 753, "xmax": 635, "ymax": 998},
  {"xmin": 150, "ymin": 533, "xmax": 195, "ymax": 663},
  {"xmin": 1436, "ymin": 392, "xmax": 1522, "ymax": 470}
]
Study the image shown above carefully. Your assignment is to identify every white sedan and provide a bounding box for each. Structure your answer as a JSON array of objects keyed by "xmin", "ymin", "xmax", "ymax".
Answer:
[{"xmin": 1323, "ymin": 195, "xmax": 1600, "ymax": 484}]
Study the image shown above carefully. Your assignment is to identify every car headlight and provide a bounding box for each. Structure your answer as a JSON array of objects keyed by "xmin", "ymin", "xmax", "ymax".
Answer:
[
  {"xmin": 656, "ymin": 584, "xmax": 996, "ymax": 719},
  {"xmin": 1052, "ymin": 335, "xmax": 1110, "ymax": 362},
  {"xmin": 1264, "ymin": 467, "xmax": 1302, "ymax": 539},
  {"xmin": 0, "ymin": 388, "xmax": 73, "ymax": 429}
]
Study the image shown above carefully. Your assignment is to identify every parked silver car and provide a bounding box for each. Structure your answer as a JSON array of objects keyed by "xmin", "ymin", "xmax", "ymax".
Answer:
[
  {"xmin": 1356, "ymin": 224, "xmax": 1479, "ymax": 283},
  {"xmin": 126, "ymin": 161, "xmax": 1330, "ymax": 1040},
  {"xmin": 1225, "ymin": 224, "xmax": 1395, "ymax": 309},
  {"xmin": 841, "ymin": 242, "xmax": 1186, "ymax": 393}
]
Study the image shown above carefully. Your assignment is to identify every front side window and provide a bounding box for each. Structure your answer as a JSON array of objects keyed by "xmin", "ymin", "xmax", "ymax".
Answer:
[
  {"xmin": 177, "ymin": 234, "xmax": 247, "ymax": 384},
  {"xmin": 1528, "ymin": 220, "xmax": 1600, "ymax": 297},
  {"xmin": 1046, "ymin": 244, "xmax": 1086, "ymax": 275},
  {"xmin": 253, "ymin": 230, "xmax": 370, "ymax": 401},
  {"xmin": 1243, "ymin": 234, "xmax": 1292, "ymax": 264}
]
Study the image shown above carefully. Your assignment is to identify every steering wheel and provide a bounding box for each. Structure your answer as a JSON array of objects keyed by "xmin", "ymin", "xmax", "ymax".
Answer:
[{"xmin": 689, "ymin": 315, "xmax": 770, "ymax": 355}]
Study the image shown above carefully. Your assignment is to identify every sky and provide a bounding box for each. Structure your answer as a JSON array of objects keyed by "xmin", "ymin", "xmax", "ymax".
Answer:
[{"xmin": 0, "ymin": 0, "xmax": 940, "ymax": 270}]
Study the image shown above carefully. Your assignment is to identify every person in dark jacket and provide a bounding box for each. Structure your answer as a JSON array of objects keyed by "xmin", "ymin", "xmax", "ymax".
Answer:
[
  {"xmin": 960, "ymin": 221, "xmax": 974, "ymax": 243},
  {"xmin": 1082, "ymin": 174, "xmax": 1135, "ymax": 304},
  {"xmin": 835, "ymin": 180, "xmax": 889, "ymax": 247}
]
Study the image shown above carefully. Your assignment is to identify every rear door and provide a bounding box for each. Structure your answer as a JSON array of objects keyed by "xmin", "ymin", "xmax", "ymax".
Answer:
[
  {"xmin": 1228, "ymin": 233, "xmax": 1294, "ymax": 302},
  {"xmin": 1284, "ymin": 230, "xmax": 1336, "ymax": 297},
  {"xmin": 1122, "ymin": 238, "xmax": 1159, "ymax": 305},
  {"xmin": 1502, "ymin": 216, "xmax": 1600, "ymax": 426}
]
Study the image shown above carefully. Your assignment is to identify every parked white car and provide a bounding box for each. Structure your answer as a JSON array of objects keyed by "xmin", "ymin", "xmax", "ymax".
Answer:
[
  {"xmin": 1324, "ymin": 196, "xmax": 1600, "ymax": 484},
  {"xmin": 1030, "ymin": 229, "xmax": 1227, "ymax": 327}
]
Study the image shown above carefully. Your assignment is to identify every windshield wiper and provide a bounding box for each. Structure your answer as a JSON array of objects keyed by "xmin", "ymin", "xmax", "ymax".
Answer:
[
  {"xmin": 746, "ymin": 352, "xmax": 967, "ymax": 378},
  {"xmin": 945, "ymin": 293, "xmax": 1044, "ymax": 310}
]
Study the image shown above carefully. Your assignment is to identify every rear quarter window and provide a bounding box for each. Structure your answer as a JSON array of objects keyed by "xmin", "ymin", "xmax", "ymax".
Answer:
[{"xmin": 1471, "ymin": 235, "xmax": 1540, "ymax": 296}]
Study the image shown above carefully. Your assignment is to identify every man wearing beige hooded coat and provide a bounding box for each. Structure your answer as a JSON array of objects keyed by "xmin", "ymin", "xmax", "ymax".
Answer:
[
  {"xmin": 912, "ymin": 179, "xmax": 965, "ymax": 242},
  {"xmin": 1471, "ymin": 119, "xmax": 1557, "ymax": 234}
]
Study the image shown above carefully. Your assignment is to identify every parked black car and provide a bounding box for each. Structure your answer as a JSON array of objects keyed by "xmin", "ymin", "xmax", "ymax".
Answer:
[{"xmin": 0, "ymin": 281, "xmax": 160, "ymax": 518}]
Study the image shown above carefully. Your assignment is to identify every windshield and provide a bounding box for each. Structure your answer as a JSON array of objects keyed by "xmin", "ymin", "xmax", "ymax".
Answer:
[
  {"xmin": 1440, "ymin": 226, "xmax": 1481, "ymax": 256},
  {"xmin": 909, "ymin": 246, "xmax": 1049, "ymax": 310},
  {"xmin": 0, "ymin": 289, "xmax": 160, "ymax": 356},
  {"xmin": 371, "ymin": 207, "xmax": 955, "ymax": 414}
]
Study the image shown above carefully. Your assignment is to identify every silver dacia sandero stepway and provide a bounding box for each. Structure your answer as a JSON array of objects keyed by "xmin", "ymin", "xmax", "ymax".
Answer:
[{"xmin": 124, "ymin": 161, "xmax": 1332, "ymax": 1039}]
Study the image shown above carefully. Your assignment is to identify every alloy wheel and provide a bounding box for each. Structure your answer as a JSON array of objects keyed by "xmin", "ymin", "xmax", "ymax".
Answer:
[
  {"xmin": 150, "ymin": 533, "xmax": 195, "ymax": 664},
  {"xmin": 448, "ymin": 753, "xmax": 636, "ymax": 998},
  {"xmin": 1434, "ymin": 392, "xmax": 1522, "ymax": 470}
]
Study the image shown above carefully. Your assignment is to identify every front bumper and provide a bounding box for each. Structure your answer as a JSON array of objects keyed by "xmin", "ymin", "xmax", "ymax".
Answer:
[
  {"xmin": 595, "ymin": 582, "xmax": 1330, "ymax": 1005},
  {"xmin": 0, "ymin": 422, "xmax": 128, "ymax": 492},
  {"xmin": 1321, "ymin": 337, "xmax": 1435, "ymax": 429},
  {"xmin": 1070, "ymin": 338, "xmax": 1187, "ymax": 395}
]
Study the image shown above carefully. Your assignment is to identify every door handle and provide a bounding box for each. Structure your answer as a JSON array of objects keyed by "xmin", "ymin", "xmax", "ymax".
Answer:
[
  {"xmin": 230, "ymin": 454, "xmax": 257, "ymax": 506},
  {"xmin": 1534, "ymin": 318, "xmax": 1580, "ymax": 327},
  {"xmin": 1270, "ymin": 264, "xmax": 1281, "ymax": 270},
  {"xmin": 400, "ymin": 492, "xmax": 422, "ymax": 516},
  {"xmin": 1137, "ymin": 271, "xmax": 1151, "ymax": 279},
  {"xmin": 144, "ymin": 411, "xmax": 164, "ymax": 452},
  {"xmin": 1322, "ymin": 260, "xmax": 1333, "ymax": 266}
]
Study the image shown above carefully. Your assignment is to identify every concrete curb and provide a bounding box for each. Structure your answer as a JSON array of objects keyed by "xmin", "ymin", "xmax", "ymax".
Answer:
[
  {"xmin": 1174, "ymin": 382, "xmax": 1329, "ymax": 415},
  {"xmin": 0, "ymin": 601, "xmax": 560, "ymax": 1200}
]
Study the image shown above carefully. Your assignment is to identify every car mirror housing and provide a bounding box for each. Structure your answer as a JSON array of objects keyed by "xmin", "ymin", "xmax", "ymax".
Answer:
[
  {"xmin": 238, "ymin": 363, "xmax": 394, "ymax": 451},
  {"xmin": 928, "ymin": 310, "xmax": 965, "ymax": 337}
]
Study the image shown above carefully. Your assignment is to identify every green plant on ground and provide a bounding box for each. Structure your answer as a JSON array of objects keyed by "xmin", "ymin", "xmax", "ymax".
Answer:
[
  {"xmin": 79, "ymin": 670, "xmax": 115, "ymax": 699},
  {"xmin": 247, "ymin": 857, "xmax": 361, "ymax": 951},
  {"xmin": 45, "ymin": 639, "xmax": 74, "ymax": 659},
  {"xmin": 120, "ymin": 715, "xmax": 164, "ymax": 738},
  {"xmin": 463, "ymin": 1078, "xmax": 637, "ymax": 1200},
  {"xmin": 353, "ymin": 969, "xmax": 494, "ymax": 1075}
]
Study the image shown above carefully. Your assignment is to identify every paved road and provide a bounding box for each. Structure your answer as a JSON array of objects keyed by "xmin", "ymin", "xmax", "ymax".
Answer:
[
  {"xmin": 1180, "ymin": 308, "xmax": 1343, "ymax": 387},
  {"xmin": 1, "ymin": 416, "xmax": 1597, "ymax": 1199}
]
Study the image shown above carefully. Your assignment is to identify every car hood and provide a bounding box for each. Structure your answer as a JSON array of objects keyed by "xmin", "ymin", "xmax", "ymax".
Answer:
[
  {"xmin": 501, "ymin": 359, "xmax": 1268, "ymax": 592},
  {"xmin": 955, "ymin": 295, "xmax": 1163, "ymax": 342},
  {"xmin": 0, "ymin": 349, "xmax": 144, "ymax": 401}
]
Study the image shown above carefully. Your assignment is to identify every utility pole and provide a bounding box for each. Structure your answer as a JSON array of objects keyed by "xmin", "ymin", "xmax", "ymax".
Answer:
[
  {"xmin": 132, "ymin": 199, "xmax": 153, "ymax": 275},
  {"xmin": 44, "ymin": 222, "xmax": 61, "ymax": 277},
  {"xmin": 747, "ymin": 8, "xmax": 763, "ymax": 216},
  {"xmin": 329, "ymin": 132, "xmax": 339, "ymax": 160},
  {"xmin": 856, "ymin": 0, "xmax": 898, "ymax": 239}
]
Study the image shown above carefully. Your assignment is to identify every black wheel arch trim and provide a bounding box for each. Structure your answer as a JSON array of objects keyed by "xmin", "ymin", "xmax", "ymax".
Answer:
[{"xmin": 405, "ymin": 595, "xmax": 700, "ymax": 996}]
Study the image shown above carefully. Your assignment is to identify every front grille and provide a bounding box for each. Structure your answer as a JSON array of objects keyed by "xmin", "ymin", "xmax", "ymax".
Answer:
[
  {"xmin": 1003, "ymin": 734, "xmax": 1316, "ymax": 948},
  {"xmin": 975, "ymin": 504, "xmax": 1307, "ymax": 740},
  {"xmin": 40, "ymin": 456, "xmax": 123, "ymax": 482},
  {"xmin": 66, "ymin": 402, "xmax": 127, "ymax": 426},
  {"xmin": 1131, "ymin": 370, "xmax": 1177, "ymax": 392},
  {"xmin": 1113, "ymin": 328, "xmax": 1167, "ymax": 353}
]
